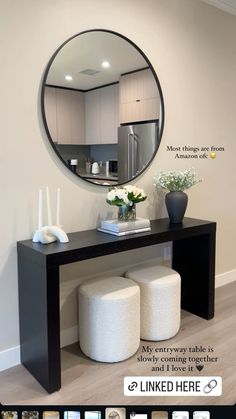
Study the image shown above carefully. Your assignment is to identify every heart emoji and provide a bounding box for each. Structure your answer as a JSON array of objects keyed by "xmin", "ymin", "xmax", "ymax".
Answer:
[{"xmin": 196, "ymin": 365, "xmax": 204, "ymax": 372}]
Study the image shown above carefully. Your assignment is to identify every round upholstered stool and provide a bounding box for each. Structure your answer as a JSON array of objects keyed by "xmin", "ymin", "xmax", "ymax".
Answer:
[
  {"xmin": 125, "ymin": 264, "xmax": 181, "ymax": 341},
  {"xmin": 78, "ymin": 276, "xmax": 140, "ymax": 362}
]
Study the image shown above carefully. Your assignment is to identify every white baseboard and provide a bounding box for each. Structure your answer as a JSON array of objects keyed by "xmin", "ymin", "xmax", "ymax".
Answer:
[
  {"xmin": 0, "ymin": 269, "xmax": 235, "ymax": 373},
  {"xmin": 0, "ymin": 345, "xmax": 20, "ymax": 372},
  {"xmin": 215, "ymin": 269, "xmax": 236, "ymax": 288},
  {"xmin": 0, "ymin": 327, "xmax": 79, "ymax": 372}
]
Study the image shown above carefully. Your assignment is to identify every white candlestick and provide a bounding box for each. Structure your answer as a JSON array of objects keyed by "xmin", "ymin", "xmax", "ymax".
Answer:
[
  {"xmin": 38, "ymin": 189, "xmax": 43, "ymax": 229},
  {"xmin": 46, "ymin": 186, "xmax": 52, "ymax": 226},
  {"xmin": 56, "ymin": 187, "xmax": 60, "ymax": 226}
]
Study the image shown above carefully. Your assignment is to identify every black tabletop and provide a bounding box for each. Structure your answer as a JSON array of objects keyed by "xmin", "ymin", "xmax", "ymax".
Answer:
[{"xmin": 17, "ymin": 218, "xmax": 216, "ymax": 266}]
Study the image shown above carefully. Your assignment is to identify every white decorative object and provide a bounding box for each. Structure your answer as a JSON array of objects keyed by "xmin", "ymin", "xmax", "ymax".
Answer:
[
  {"xmin": 105, "ymin": 160, "xmax": 109, "ymax": 176},
  {"xmin": 38, "ymin": 188, "xmax": 43, "ymax": 229},
  {"xmin": 46, "ymin": 186, "xmax": 52, "ymax": 226},
  {"xmin": 100, "ymin": 217, "xmax": 150, "ymax": 233},
  {"xmin": 98, "ymin": 217, "xmax": 151, "ymax": 237},
  {"xmin": 78, "ymin": 276, "xmax": 140, "ymax": 362},
  {"xmin": 33, "ymin": 187, "xmax": 69, "ymax": 244},
  {"xmin": 56, "ymin": 187, "xmax": 60, "ymax": 226},
  {"xmin": 91, "ymin": 162, "xmax": 100, "ymax": 174},
  {"xmin": 97, "ymin": 226, "xmax": 150, "ymax": 236},
  {"xmin": 125, "ymin": 264, "xmax": 181, "ymax": 340}
]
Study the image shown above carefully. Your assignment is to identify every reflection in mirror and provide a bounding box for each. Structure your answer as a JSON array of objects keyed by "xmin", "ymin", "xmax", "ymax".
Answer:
[{"xmin": 42, "ymin": 30, "xmax": 164, "ymax": 186}]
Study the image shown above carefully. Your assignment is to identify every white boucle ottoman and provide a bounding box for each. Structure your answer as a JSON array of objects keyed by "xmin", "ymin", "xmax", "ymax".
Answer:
[
  {"xmin": 125, "ymin": 264, "xmax": 181, "ymax": 341},
  {"xmin": 78, "ymin": 276, "xmax": 140, "ymax": 362}
]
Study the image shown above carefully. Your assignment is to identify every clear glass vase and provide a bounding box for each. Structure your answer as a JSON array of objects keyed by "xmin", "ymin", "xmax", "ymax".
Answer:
[{"xmin": 118, "ymin": 203, "xmax": 136, "ymax": 221}]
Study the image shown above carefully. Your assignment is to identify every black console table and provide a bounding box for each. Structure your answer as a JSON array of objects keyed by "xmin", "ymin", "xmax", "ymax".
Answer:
[{"xmin": 17, "ymin": 217, "xmax": 216, "ymax": 394}]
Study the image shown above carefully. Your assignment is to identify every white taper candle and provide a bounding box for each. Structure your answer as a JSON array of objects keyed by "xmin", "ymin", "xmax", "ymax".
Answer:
[
  {"xmin": 46, "ymin": 186, "xmax": 52, "ymax": 226},
  {"xmin": 56, "ymin": 187, "xmax": 60, "ymax": 226},
  {"xmin": 38, "ymin": 189, "xmax": 43, "ymax": 229}
]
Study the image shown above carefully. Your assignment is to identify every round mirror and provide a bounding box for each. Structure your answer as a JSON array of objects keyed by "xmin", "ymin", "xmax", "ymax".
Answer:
[{"xmin": 41, "ymin": 29, "xmax": 164, "ymax": 186}]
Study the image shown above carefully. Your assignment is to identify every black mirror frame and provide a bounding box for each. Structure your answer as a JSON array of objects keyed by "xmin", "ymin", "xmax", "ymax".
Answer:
[{"xmin": 41, "ymin": 28, "xmax": 165, "ymax": 187}]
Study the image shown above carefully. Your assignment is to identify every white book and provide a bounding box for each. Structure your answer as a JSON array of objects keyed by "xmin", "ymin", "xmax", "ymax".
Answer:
[
  {"xmin": 100, "ymin": 217, "xmax": 150, "ymax": 232},
  {"xmin": 97, "ymin": 227, "xmax": 151, "ymax": 236}
]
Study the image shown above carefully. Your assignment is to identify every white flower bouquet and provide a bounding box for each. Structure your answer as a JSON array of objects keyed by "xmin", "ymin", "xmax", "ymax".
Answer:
[
  {"xmin": 107, "ymin": 185, "xmax": 147, "ymax": 207},
  {"xmin": 154, "ymin": 168, "xmax": 202, "ymax": 192},
  {"xmin": 107, "ymin": 185, "xmax": 147, "ymax": 221}
]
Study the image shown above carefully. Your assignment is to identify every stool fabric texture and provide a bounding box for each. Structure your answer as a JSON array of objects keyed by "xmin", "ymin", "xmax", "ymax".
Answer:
[
  {"xmin": 125, "ymin": 264, "xmax": 181, "ymax": 341},
  {"xmin": 78, "ymin": 276, "xmax": 140, "ymax": 362}
]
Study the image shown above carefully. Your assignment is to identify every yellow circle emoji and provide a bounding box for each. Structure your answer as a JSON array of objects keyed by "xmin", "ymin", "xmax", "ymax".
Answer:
[{"xmin": 210, "ymin": 152, "xmax": 216, "ymax": 159}]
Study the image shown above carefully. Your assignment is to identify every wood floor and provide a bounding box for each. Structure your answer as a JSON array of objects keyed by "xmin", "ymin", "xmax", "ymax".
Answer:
[{"xmin": 0, "ymin": 282, "xmax": 236, "ymax": 406}]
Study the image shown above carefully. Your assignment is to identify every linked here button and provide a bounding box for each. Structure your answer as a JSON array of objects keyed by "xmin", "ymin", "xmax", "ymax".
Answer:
[{"xmin": 124, "ymin": 376, "xmax": 222, "ymax": 396}]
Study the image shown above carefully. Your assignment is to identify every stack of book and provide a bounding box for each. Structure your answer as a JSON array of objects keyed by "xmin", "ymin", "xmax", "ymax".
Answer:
[{"xmin": 98, "ymin": 217, "xmax": 151, "ymax": 236}]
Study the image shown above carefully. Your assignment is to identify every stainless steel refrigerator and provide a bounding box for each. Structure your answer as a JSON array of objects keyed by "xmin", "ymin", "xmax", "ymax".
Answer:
[{"xmin": 117, "ymin": 122, "xmax": 159, "ymax": 183}]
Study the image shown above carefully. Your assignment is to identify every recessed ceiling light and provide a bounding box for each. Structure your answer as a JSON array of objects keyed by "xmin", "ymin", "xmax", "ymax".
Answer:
[
  {"xmin": 101, "ymin": 60, "xmax": 110, "ymax": 68},
  {"xmin": 65, "ymin": 75, "xmax": 73, "ymax": 81}
]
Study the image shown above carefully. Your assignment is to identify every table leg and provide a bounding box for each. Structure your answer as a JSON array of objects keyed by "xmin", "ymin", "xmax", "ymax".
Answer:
[
  {"xmin": 18, "ymin": 248, "xmax": 61, "ymax": 393},
  {"xmin": 172, "ymin": 232, "xmax": 216, "ymax": 320}
]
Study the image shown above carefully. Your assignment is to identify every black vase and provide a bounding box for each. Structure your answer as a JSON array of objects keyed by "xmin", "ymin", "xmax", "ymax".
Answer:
[{"xmin": 165, "ymin": 191, "xmax": 188, "ymax": 223}]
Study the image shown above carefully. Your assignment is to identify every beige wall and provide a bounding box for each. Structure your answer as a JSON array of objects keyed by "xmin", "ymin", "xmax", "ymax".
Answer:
[{"xmin": 0, "ymin": 0, "xmax": 236, "ymax": 353}]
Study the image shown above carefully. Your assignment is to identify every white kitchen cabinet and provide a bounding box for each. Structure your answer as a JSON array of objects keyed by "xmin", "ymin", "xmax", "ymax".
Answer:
[
  {"xmin": 44, "ymin": 86, "xmax": 57, "ymax": 142},
  {"xmin": 44, "ymin": 86, "xmax": 85, "ymax": 145},
  {"xmin": 56, "ymin": 89, "xmax": 72, "ymax": 144},
  {"xmin": 85, "ymin": 84, "xmax": 118, "ymax": 144},
  {"xmin": 100, "ymin": 84, "xmax": 118, "ymax": 144},
  {"xmin": 85, "ymin": 89, "xmax": 101, "ymax": 144},
  {"xmin": 119, "ymin": 68, "xmax": 160, "ymax": 124},
  {"xmin": 71, "ymin": 90, "xmax": 85, "ymax": 145}
]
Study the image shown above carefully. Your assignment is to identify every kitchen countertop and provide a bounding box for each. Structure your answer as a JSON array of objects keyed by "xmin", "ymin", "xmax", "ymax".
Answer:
[{"xmin": 78, "ymin": 171, "xmax": 118, "ymax": 181}]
